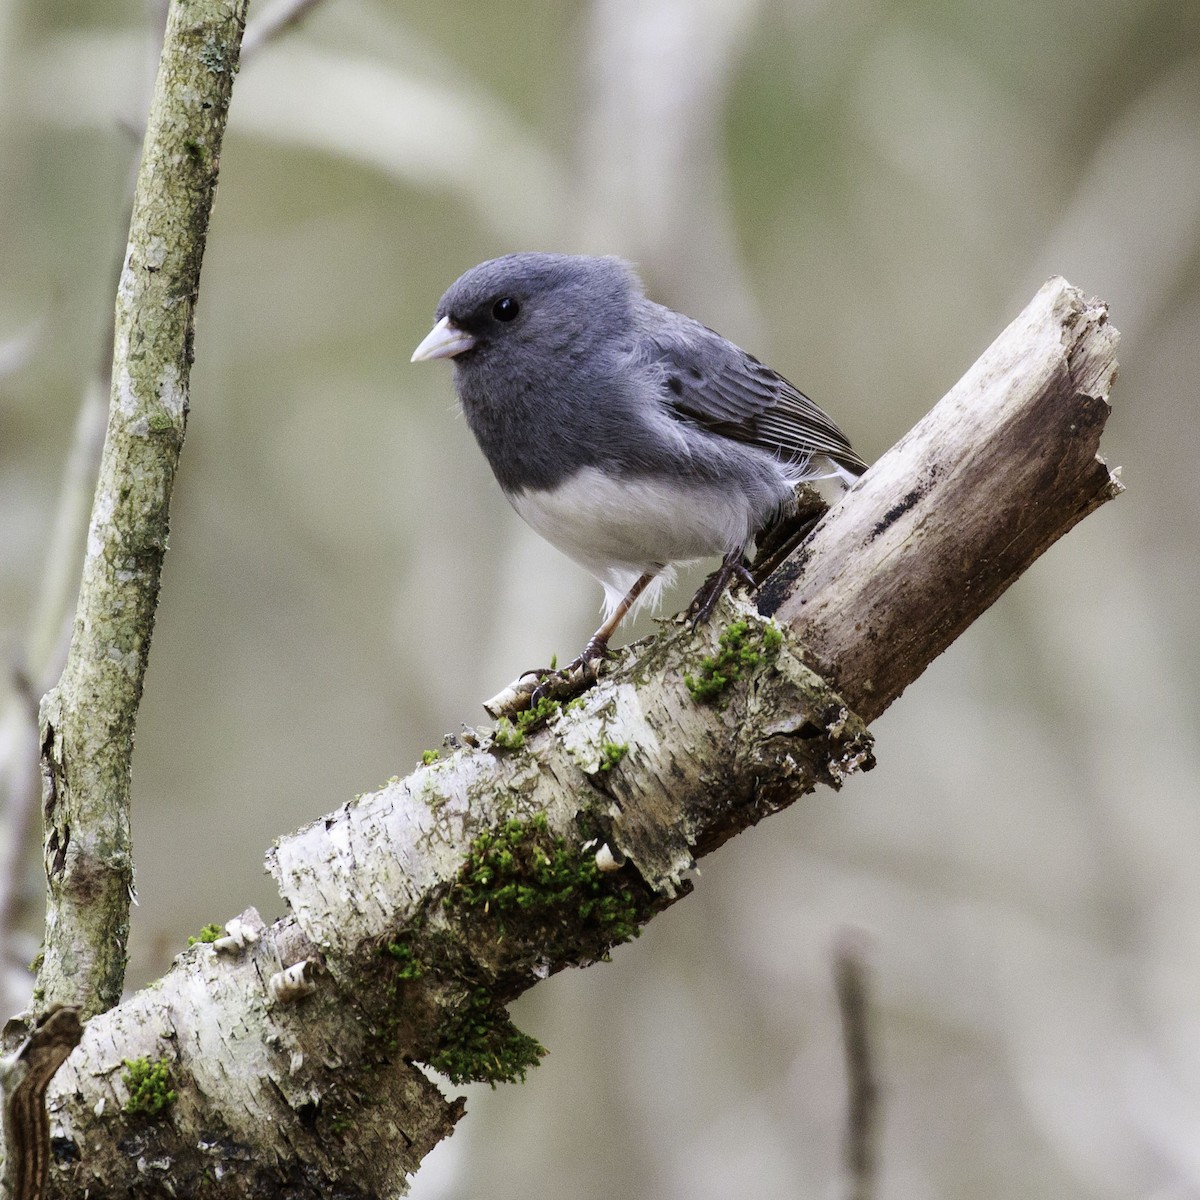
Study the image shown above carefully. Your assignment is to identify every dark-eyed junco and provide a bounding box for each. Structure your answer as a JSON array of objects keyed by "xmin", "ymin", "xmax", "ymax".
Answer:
[{"xmin": 412, "ymin": 253, "xmax": 865, "ymax": 666}]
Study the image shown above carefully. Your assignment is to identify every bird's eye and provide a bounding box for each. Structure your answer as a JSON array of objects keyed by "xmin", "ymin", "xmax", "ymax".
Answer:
[{"xmin": 492, "ymin": 297, "xmax": 520, "ymax": 322}]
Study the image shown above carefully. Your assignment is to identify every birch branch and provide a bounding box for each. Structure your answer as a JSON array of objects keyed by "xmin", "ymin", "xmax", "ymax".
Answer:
[
  {"xmin": 32, "ymin": 0, "xmax": 248, "ymax": 1022},
  {"xmin": 33, "ymin": 278, "xmax": 1117, "ymax": 1198}
]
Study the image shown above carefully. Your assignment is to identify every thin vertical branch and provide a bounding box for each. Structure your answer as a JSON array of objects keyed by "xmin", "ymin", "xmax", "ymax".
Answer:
[
  {"xmin": 0, "ymin": 386, "xmax": 109, "ymax": 1007},
  {"xmin": 32, "ymin": 0, "xmax": 249, "ymax": 1022},
  {"xmin": 835, "ymin": 932, "xmax": 879, "ymax": 1200},
  {"xmin": 1, "ymin": 0, "xmax": 337, "ymax": 1020}
]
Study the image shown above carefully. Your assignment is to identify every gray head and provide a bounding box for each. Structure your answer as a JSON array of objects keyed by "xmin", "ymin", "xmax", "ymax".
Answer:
[
  {"xmin": 411, "ymin": 253, "xmax": 642, "ymax": 369},
  {"xmin": 412, "ymin": 253, "xmax": 654, "ymax": 492}
]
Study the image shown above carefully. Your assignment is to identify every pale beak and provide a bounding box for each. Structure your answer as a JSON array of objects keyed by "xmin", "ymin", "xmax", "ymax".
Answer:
[{"xmin": 411, "ymin": 315, "xmax": 477, "ymax": 363}]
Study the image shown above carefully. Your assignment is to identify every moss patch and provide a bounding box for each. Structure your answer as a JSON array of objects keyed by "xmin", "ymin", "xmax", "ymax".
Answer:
[
  {"xmin": 384, "ymin": 939, "xmax": 424, "ymax": 980},
  {"xmin": 685, "ymin": 619, "xmax": 783, "ymax": 704},
  {"xmin": 491, "ymin": 718, "xmax": 525, "ymax": 751},
  {"xmin": 492, "ymin": 696, "xmax": 564, "ymax": 752},
  {"xmin": 428, "ymin": 987, "xmax": 546, "ymax": 1087},
  {"xmin": 122, "ymin": 1056, "xmax": 177, "ymax": 1117},
  {"xmin": 518, "ymin": 694, "xmax": 561, "ymax": 728},
  {"xmin": 187, "ymin": 923, "xmax": 223, "ymax": 946},
  {"xmin": 379, "ymin": 845, "xmax": 652, "ymax": 1092},
  {"xmin": 597, "ymin": 741, "xmax": 628, "ymax": 772},
  {"xmin": 382, "ymin": 814, "xmax": 647, "ymax": 1089},
  {"xmin": 452, "ymin": 813, "xmax": 641, "ymax": 947}
]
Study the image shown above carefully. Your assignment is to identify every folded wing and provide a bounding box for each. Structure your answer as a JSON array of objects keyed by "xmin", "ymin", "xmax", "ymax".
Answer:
[{"xmin": 635, "ymin": 303, "xmax": 868, "ymax": 477}]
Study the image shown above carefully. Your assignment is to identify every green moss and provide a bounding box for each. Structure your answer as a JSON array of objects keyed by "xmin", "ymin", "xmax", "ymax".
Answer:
[
  {"xmin": 491, "ymin": 697, "xmax": 562, "ymax": 752},
  {"xmin": 516, "ymin": 695, "xmax": 560, "ymax": 730},
  {"xmin": 420, "ymin": 749, "xmax": 440, "ymax": 765},
  {"xmin": 381, "ymin": 816, "xmax": 646, "ymax": 1089},
  {"xmin": 685, "ymin": 619, "xmax": 784, "ymax": 704},
  {"xmin": 330, "ymin": 1115, "xmax": 353, "ymax": 1136},
  {"xmin": 598, "ymin": 741, "xmax": 628, "ymax": 772},
  {"xmin": 383, "ymin": 939, "xmax": 424, "ymax": 980},
  {"xmin": 429, "ymin": 987, "xmax": 546, "ymax": 1087},
  {"xmin": 187, "ymin": 923, "xmax": 223, "ymax": 946},
  {"xmin": 453, "ymin": 813, "xmax": 641, "ymax": 946},
  {"xmin": 491, "ymin": 718, "xmax": 525, "ymax": 751},
  {"xmin": 122, "ymin": 1056, "xmax": 177, "ymax": 1117}
]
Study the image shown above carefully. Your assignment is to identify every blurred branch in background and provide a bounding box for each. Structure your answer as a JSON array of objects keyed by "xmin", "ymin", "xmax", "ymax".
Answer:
[
  {"xmin": 835, "ymin": 931, "xmax": 879, "ymax": 1200},
  {"xmin": 242, "ymin": 0, "xmax": 334, "ymax": 58},
  {"xmin": 578, "ymin": 0, "xmax": 764, "ymax": 329}
]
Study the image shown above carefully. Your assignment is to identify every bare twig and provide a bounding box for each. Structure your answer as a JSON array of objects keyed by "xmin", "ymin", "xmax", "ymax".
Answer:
[
  {"xmin": 241, "ymin": 0, "xmax": 331, "ymax": 58},
  {"xmin": 0, "ymin": 384, "xmax": 112, "ymax": 983},
  {"xmin": 835, "ymin": 932, "xmax": 879, "ymax": 1200}
]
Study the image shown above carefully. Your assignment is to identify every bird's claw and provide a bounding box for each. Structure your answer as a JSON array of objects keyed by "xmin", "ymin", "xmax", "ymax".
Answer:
[
  {"xmin": 687, "ymin": 557, "xmax": 757, "ymax": 628},
  {"xmin": 528, "ymin": 649, "xmax": 604, "ymax": 708}
]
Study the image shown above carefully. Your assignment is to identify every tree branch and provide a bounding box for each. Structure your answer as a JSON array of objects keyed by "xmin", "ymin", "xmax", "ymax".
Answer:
[
  {"xmin": 34, "ymin": 279, "xmax": 1118, "ymax": 1197},
  {"xmin": 32, "ymin": 0, "xmax": 249, "ymax": 1022},
  {"xmin": 2, "ymin": 0, "xmax": 347, "ymax": 1019},
  {"xmin": 0, "ymin": 1007, "xmax": 82, "ymax": 1200},
  {"xmin": 760, "ymin": 277, "xmax": 1121, "ymax": 721},
  {"xmin": 835, "ymin": 932, "xmax": 878, "ymax": 1200}
]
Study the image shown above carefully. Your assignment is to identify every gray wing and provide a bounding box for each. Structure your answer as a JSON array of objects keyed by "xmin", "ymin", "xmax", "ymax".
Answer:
[{"xmin": 635, "ymin": 303, "xmax": 868, "ymax": 477}]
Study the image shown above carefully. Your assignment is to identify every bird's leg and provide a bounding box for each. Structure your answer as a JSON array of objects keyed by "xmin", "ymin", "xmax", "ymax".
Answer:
[
  {"xmin": 528, "ymin": 572, "xmax": 656, "ymax": 706},
  {"xmin": 569, "ymin": 571, "xmax": 655, "ymax": 671},
  {"xmin": 687, "ymin": 546, "xmax": 756, "ymax": 627}
]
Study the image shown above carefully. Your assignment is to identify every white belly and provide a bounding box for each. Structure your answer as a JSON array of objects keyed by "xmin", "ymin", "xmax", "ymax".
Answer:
[{"xmin": 509, "ymin": 466, "xmax": 757, "ymax": 617}]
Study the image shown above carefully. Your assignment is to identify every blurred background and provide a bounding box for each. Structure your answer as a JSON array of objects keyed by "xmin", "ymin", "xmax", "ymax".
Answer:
[{"xmin": 2, "ymin": 0, "xmax": 1198, "ymax": 1195}]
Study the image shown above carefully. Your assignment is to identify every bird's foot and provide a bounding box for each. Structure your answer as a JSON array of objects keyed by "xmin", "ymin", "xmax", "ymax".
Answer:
[
  {"xmin": 687, "ymin": 553, "xmax": 757, "ymax": 628},
  {"xmin": 483, "ymin": 634, "xmax": 618, "ymax": 720},
  {"xmin": 528, "ymin": 640, "xmax": 607, "ymax": 707},
  {"xmin": 750, "ymin": 506, "xmax": 825, "ymax": 585}
]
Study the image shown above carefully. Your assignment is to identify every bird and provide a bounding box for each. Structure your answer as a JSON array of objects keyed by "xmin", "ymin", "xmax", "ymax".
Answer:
[{"xmin": 411, "ymin": 252, "xmax": 866, "ymax": 670}]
